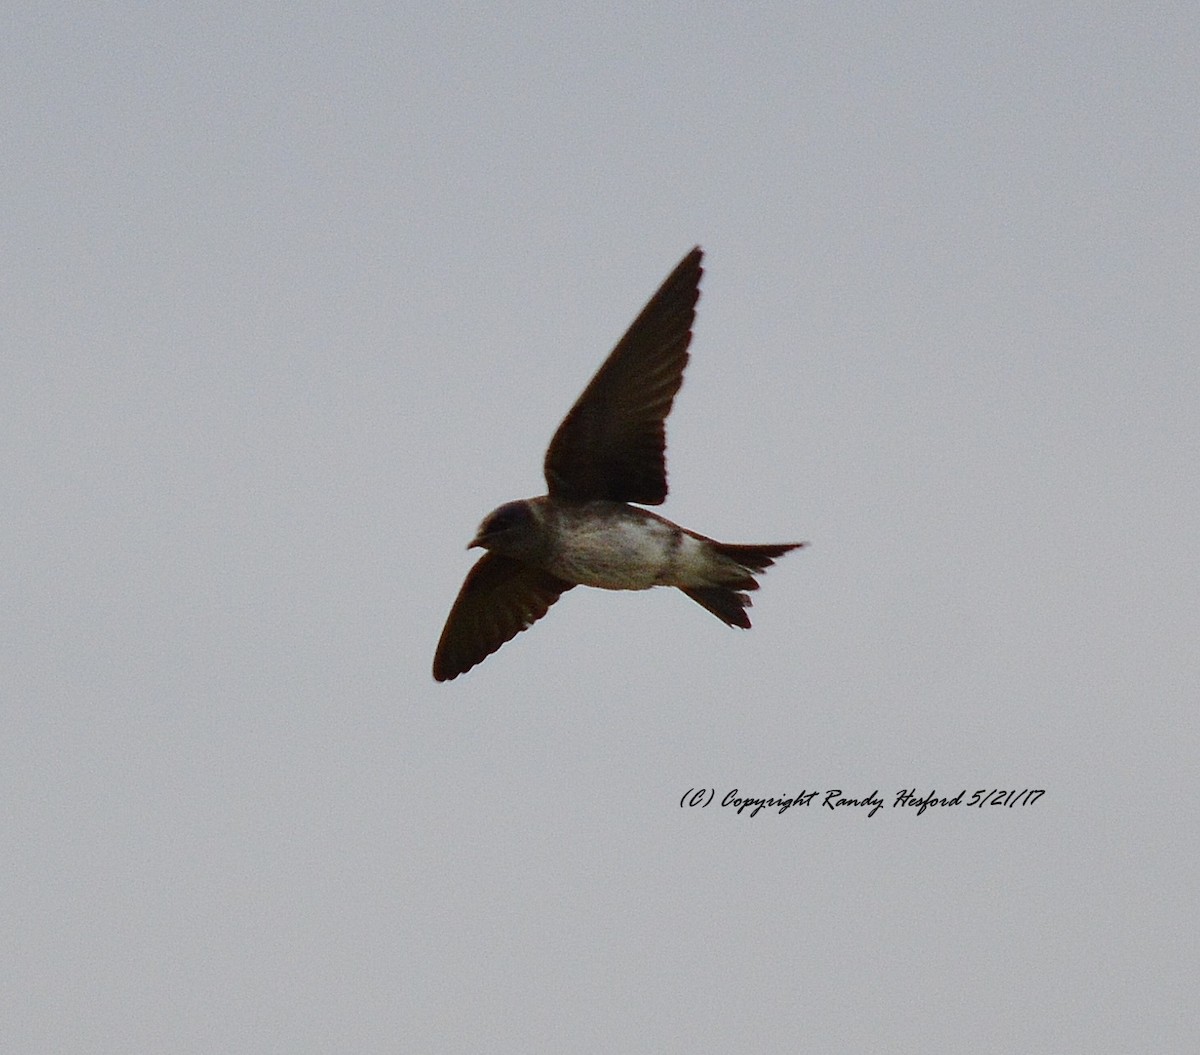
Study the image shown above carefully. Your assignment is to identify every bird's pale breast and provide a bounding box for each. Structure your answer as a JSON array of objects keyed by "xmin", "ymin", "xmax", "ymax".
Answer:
[{"xmin": 547, "ymin": 510, "xmax": 681, "ymax": 589}]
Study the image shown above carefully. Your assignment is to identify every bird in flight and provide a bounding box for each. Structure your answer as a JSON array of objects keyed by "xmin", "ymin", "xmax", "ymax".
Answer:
[{"xmin": 433, "ymin": 247, "xmax": 804, "ymax": 681}]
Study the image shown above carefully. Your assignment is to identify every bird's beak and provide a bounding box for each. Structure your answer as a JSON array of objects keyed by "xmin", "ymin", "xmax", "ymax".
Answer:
[{"xmin": 467, "ymin": 534, "xmax": 486, "ymax": 550}]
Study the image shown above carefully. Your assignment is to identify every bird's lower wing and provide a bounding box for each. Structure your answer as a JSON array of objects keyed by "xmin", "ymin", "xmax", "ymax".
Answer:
[{"xmin": 433, "ymin": 553, "xmax": 574, "ymax": 681}]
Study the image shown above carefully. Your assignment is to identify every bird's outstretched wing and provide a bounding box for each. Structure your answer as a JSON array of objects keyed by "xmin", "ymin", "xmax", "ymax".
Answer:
[
  {"xmin": 432, "ymin": 553, "xmax": 575, "ymax": 681},
  {"xmin": 543, "ymin": 247, "xmax": 702, "ymax": 505}
]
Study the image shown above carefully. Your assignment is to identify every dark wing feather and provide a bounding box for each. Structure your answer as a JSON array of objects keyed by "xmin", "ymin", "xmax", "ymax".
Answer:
[
  {"xmin": 543, "ymin": 247, "xmax": 702, "ymax": 505},
  {"xmin": 433, "ymin": 553, "xmax": 574, "ymax": 681}
]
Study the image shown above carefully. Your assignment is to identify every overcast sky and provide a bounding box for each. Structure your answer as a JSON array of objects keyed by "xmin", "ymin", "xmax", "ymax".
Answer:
[{"xmin": 5, "ymin": 3, "xmax": 1198, "ymax": 1052}]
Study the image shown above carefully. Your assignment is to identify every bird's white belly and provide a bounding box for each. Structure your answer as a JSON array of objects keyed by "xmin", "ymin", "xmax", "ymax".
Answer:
[{"xmin": 550, "ymin": 517, "xmax": 678, "ymax": 589}]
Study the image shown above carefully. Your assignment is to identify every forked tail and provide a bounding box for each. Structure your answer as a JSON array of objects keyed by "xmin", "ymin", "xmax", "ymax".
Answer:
[
  {"xmin": 680, "ymin": 540, "xmax": 805, "ymax": 628},
  {"xmin": 708, "ymin": 541, "xmax": 804, "ymax": 574}
]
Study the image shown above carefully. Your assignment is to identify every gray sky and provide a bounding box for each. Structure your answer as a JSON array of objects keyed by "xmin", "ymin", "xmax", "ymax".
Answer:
[{"xmin": 5, "ymin": 3, "xmax": 1197, "ymax": 1051}]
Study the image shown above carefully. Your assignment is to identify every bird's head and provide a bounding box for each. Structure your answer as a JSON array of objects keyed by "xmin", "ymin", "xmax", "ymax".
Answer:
[{"xmin": 469, "ymin": 500, "xmax": 545, "ymax": 561}]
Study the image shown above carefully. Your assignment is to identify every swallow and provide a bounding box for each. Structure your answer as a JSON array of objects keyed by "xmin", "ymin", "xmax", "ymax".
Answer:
[{"xmin": 433, "ymin": 247, "xmax": 804, "ymax": 681}]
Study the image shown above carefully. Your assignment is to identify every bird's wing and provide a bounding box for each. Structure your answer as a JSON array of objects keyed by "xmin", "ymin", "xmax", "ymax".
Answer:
[
  {"xmin": 433, "ymin": 553, "xmax": 575, "ymax": 681},
  {"xmin": 543, "ymin": 247, "xmax": 702, "ymax": 505}
]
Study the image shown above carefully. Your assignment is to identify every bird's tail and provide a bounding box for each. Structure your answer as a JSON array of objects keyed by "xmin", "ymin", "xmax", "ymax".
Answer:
[
  {"xmin": 709, "ymin": 541, "xmax": 804, "ymax": 575},
  {"xmin": 680, "ymin": 541, "xmax": 805, "ymax": 628}
]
